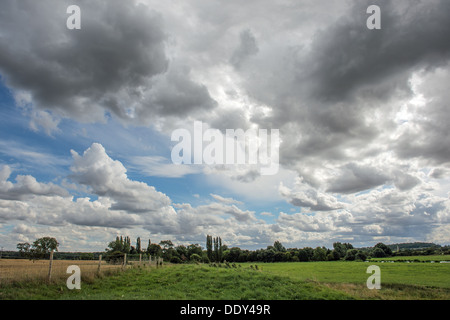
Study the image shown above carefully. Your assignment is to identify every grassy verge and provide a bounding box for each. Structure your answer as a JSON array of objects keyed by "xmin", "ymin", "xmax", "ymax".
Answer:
[{"xmin": 1, "ymin": 264, "xmax": 353, "ymax": 300}]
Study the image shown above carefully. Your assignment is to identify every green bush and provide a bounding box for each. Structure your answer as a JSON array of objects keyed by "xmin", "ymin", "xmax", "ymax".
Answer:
[
  {"xmin": 190, "ymin": 253, "xmax": 202, "ymax": 262},
  {"xmin": 355, "ymin": 251, "xmax": 367, "ymax": 261},
  {"xmin": 372, "ymin": 247, "xmax": 386, "ymax": 258},
  {"xmin": 344, "ymin": 249, "xmax": 358, "ymax": 261},
  {"xmin": 170, "ymin": 256, "xmax": 182, "ymax": 264}
]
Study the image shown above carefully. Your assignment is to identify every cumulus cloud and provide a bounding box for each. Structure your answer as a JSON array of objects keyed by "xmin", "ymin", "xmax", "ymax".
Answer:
[
  {"xmin": 0, "ymin": 165, "xmax": 69, "ymax": 200},
  {"xmin": 279, "ymin": 179, "xmax": 345, "ymax": 212},
  {"xmin": 70, "ymin": 143, "xmax": 171, "ymax": 213}
]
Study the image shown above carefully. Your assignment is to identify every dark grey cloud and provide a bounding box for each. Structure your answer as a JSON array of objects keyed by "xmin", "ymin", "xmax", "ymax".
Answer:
[
  {"xmin": 392, "ymin": 170, "xmax": 421, "ymax": 191},
  {"xmin": 0, "ymin": 0, "xmax": 216, "ymax": 125},
  {"xmin": 237, "ymin": 0, "xmax": 450, "ymax": 172},
  {"xmin": 429, "ymin": 168, "xmax": 450, "ymax": 180},
  {"xmin": 326, "ymin": 163, "xmax": 390, "ymax": 194},
  {"xmin": 306, "ymin": 0, "xmax": 450, "ymax": 102},
  {"xmin": 140, "ymin": 65, "xmax": 218, "ymax": 118},
  {"xmin": 230, "ymin": 29, "xmax": 259, "ymax": 69}
]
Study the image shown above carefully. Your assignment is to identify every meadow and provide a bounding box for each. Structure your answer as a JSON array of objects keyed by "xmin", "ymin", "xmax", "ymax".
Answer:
[{"xmin": 1, "ymin": 258, "xmax": 449, "ymax": 300}]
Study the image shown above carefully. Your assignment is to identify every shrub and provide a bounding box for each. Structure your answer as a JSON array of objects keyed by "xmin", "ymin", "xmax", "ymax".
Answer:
[
  {"xmin": 372, "ymin": 247, "xmax": 386, "ymax": 258},
  {"xmin": 355, "ymin": 251, "xmax": 367, "ymax": 261},
  {"xmin": 190, "ymin": 253, "xmax": 202, "ymax": 262},
  {"xmin": 170, "ymin": 256, "xmax": 182, "ymax": 264},
  {"xmin": 344, "ymin": 249, "xmax": 358, "ymax": 261}
]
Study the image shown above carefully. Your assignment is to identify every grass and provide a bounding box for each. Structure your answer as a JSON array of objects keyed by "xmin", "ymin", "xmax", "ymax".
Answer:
[
  {"xmin": 0, "ymin": 264, "xmax": 353, "ymax": 300},
  {"xmin": 368, "ymin": 254, "xmax": 450, "ymax": 262},
  {"xmin": 251, "ymin": 261, "xmax": 450, "ymax": 288},
  {"xmin": 246, "ymin": 261, "xmax": 450, "ymax": 300},
  {"xmin": 1, "ymin": 259, "xmax": 449, "ymax": 300}
]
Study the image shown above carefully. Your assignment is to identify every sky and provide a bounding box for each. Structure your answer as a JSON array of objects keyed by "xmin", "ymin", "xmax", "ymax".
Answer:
[{"xmin": 0, "ymin": 0, "xmax": 450, "ymax": 251}]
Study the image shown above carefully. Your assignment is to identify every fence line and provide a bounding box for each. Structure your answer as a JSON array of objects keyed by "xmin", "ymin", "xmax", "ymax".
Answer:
[{"xmin": 0, "ymin": 254, "xmax": 164, "ymax": 285}]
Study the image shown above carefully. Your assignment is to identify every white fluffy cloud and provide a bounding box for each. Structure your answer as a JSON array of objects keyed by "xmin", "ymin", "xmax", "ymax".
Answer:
[
  {"xmin": 70, "ymin": 143, "xmax": 172, "ymax": 213},
  {"xmin": 0, "ymin": 165, "xmax": 68, "ymax": 200}
]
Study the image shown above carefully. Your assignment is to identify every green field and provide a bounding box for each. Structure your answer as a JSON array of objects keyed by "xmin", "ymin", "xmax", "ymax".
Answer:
[
  {"xmin": 1, "ymin": 259, "xmax": 449, "ymax": 300},
  {"xmin": 368, "ymin": 254, "xmax": 450, "ymax": 262}
]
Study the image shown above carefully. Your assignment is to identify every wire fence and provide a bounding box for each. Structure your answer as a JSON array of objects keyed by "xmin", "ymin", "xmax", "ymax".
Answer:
[{"xmin": 0, "ymin": 253, "xmax": 162, "ymax": 285}]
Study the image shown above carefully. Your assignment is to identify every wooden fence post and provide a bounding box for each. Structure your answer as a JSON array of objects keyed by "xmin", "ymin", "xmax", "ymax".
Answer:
[
  {"xmin": 48, "ymin": 250, "xmax": 54, "ymax": 282},
  {"xmin": 149, "ymin": 254, "xmax": 152, "ymax": 266},
  {"xmin": 122, "ymin": 253, "xmax": 127, "ymax": 271},
  {"xmin": 139, "ymin": 253, "xmax": 142, "ymax": 266},
  {"xmin": 97, "ymin": 254, "xmax": 102, "ymax": 274}
]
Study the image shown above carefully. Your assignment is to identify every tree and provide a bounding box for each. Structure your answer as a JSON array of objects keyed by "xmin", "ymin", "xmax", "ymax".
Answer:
[
  {"xmin": 160, "ymin": 240, "xmax": 175, "ymax": 260},
  {"xmin": 273, "ymin": 241, "xmax": 286, "ymax": 252},
  {"xmin": 374, "ymin": 242, "xmax": 392, "ymax": 256},
  {"xmin": 297, "ymin": 248, "xmax": 309, "ymax": 262},
  {"xmin": 225, "ymin": 247, "xmax": 242, "ymax": 262},
  {"xmin": 327, "ymin": 250, "xmax": 341, "ymax": 261},
  {"xmin": 160, "ymin": 240, "xmax": 174, "ymax": 250},
  {"xmin": 108, "ymin": 236, "xmax": 122, "ymax": 252},
  {"xmin": 344, "ymin": 249, "xmax": 359, "ymax": 261},
  {"xmin": 147, "ymin": 239, "xmax": 152, "ymax": 253},
  {"xmin": 190, "ymin": 253, "xmax": 202, "ymax": 262},
  {"xmin": 147, "ymin": 243, "xmax": 162, "ymax": 257},
  {"xmin": 187, "ymin": 244, "xmax": 202, "ymax": 260},
  {"xmin": 312, "ymin": 247, "xmax": 327, "ymax": 261},
  {"xmin": 176, "ymin": 245, "xmax": 188, "ymax": 262},
  {"xmin": 206, "ymin": 235, "xmax": 213, "ymax": 261},
  {"xmin": 17, "ymin": 237, "xmax": 59, "ymax": 260},
  {"xmin": 17, "ymin": 242, "xmax": 31, "ymax": 257},
  {"xmin": 355, "ymin": 251, "xmax": 367, "ymax": 261},
  {"xmin": 210, "ymin": 236, "xmax": 224, "ymax": 262},
  {"xmin": 136, "ymin": 237, "xmax": 141, "ymax": 254},
  {"xmin": 124, "ymin": 236, "xmax": 131, "ymax": 254},
  {"xmin": 333, "ymin": 242, "xmax": 347, "ymax": 259},
  {"xmin": 372, "ymin": 247, "xmax": 386, "ymax": 258},
  {"xmin": 32, "ymin": 237, "xmax": 59, "ymax": 259}
]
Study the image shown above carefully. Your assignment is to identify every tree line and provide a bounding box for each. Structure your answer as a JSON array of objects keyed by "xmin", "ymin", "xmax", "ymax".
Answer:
[
  {"xmin": 13, "ymin": 235, "xmax": 449, "ymax": 263},
  {"xmin": 102, "ymin": 235, "xmax": 429, "ymax": 264}
]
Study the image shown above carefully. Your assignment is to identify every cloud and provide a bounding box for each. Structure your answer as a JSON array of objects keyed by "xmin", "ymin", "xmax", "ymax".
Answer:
[
  {"xmin": 429, "ymin": 168, "xmax": 450, "ymax": 180},
  {"xmin": 0, "ymin": 0, "xmax": 216, "ymax": 128},
  {"xmin": 210, "ymin": 193, "xmax": 243, "ymax": 205},
  {"xmin": 279, "ymin": 179, "xmax": 345, "ymax": 212},
  {"xmin": 29, "ymin": 110, "xmax": 61, "ymax": 136},
  {"xmin": 70, "ymin": 143, "xmax": 171, "ymax": 213},
  {"xmin": 230, "ymin": 29, "xmax": 259, "ymax": 69},
  {"xmin": 326, "ymin": 163, "xmax": 390, "ymax": 194},
  {"xmin": 393, "ymin": 66, "xmax": 450, "ymax": 165},
  {"xmin": 1, "ymin": 0, "xmax": 450, "ymax": 250},
  {"xmin": 304, "ymin": 0, "xmax": 450, "ymax": 102},
  {"xmin": 0, "ymin": 165, "xmax": 69, "ymax": 200},
  {"xmin": 129, "ymin": 155, "xmax": 202, "ymax": 178},
  {"xmin": 277, "ymin": 211, "xmax": 353, "ymax": 233}
]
